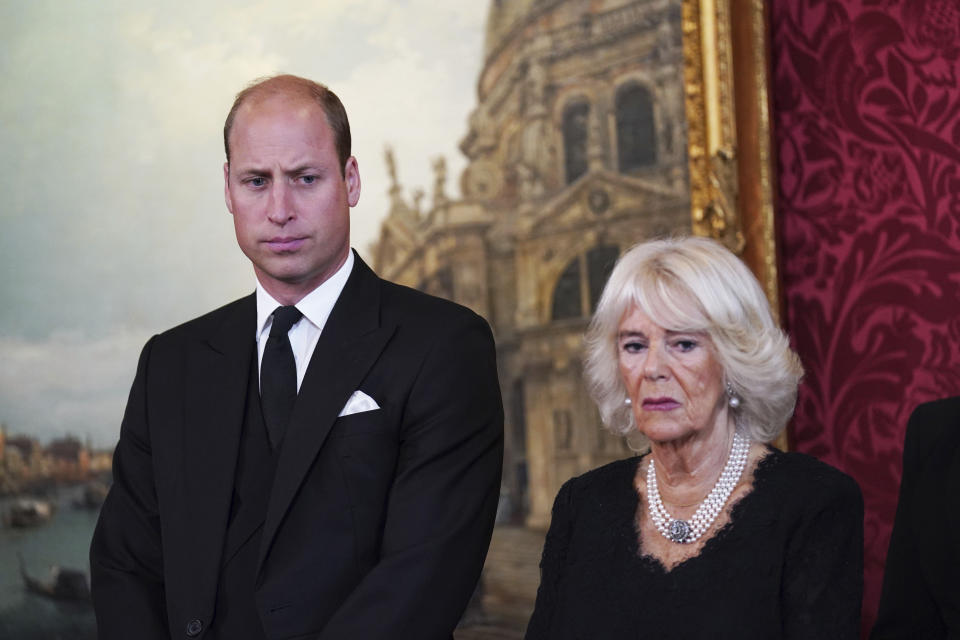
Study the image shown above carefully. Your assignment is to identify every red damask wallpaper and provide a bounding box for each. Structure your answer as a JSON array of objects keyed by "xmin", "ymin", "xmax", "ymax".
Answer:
[{"xmin": 770, "ymin": 0, "xmax": 960, "ymax": 633}]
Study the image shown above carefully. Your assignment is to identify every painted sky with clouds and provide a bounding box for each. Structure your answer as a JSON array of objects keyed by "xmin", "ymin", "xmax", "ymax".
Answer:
[{"xmin": 0, "ymin": 1, "xmax": 488, "ymax": 447}]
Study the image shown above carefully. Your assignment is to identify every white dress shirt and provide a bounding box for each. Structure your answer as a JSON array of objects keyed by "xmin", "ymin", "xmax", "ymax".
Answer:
[{"xmin": 254, "ymin": 250, "xmax": 354, "ymax": 392}]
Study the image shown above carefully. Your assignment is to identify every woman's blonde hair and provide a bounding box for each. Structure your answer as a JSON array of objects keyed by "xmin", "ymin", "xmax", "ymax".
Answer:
[{"xmin": 584, "ymin": 236, "xmax": 803, "ymax": 443}]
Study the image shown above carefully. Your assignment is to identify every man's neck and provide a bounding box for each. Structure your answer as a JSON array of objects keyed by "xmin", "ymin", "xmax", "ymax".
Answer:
[{"xmin": 254, "ymin": 250, "xmax": 355, "ymax": 340}]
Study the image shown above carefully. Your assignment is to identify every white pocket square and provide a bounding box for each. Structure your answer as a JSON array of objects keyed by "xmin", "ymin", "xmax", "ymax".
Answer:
[{"xmin": 338, "ymin": 390, "xmax": 380, "ymax": 417}]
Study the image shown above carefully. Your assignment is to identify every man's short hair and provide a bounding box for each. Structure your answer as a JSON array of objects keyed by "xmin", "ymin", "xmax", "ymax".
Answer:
[{"xmin": 223, "ymin": 74, "xmax": 352, "ymax": 175}]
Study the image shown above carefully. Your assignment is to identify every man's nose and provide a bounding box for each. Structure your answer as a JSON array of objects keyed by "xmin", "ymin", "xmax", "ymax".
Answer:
[{"xmin": 266, "ymin": 182, "xmax": 294, "ymax": 224}]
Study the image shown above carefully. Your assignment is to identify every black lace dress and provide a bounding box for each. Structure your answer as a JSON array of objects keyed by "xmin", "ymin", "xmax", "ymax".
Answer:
[{"xmin": 525, "ymin": 448, "xmax": 863, "ymax": 639}]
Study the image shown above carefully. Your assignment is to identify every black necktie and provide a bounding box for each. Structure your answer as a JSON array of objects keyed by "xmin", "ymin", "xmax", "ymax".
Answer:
[{"xmin": 261, "ymin": 306, "xmax": 302, "ymax": 449}]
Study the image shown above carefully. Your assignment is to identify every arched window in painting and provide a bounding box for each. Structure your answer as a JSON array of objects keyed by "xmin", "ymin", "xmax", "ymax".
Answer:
[
  {"xmin": 551, "ymin": 244, "xmax": 620, "ymax": 321},
  {"xmin": 587, "ymin": 244, "xmax": 620, "ymax": 312},
  {"xmin": 562, "ymin": 100, "xmax": 590, "ymax": 184},
  {"xmin": 551, "ymin": 256, "xmax": 582, "ymax": 320},
  {"xmin": 616, "ymin": 83, "xmax": 656, "ymax": 172}
]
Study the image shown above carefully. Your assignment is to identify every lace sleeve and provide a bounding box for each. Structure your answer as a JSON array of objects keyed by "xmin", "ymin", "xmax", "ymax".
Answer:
[
  {"xmin": 781, "ymin": 471, "xmax": 864, "ymax": 639},
  {"xmin": 524, "ymin": 479, "xmax": 576, "ymax": 639}
]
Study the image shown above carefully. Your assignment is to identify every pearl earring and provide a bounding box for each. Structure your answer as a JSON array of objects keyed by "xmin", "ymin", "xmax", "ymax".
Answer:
[
  {"xmin": 624, "ymin": 397, "xmax": 632, "ymax": 406},
  {"xmin": 625, "ymin": 429, "xmax": 646, "ymax": 454},
  {"xmin": 725, "ymin": 382, "xmax": 741, "ymax": 409}
]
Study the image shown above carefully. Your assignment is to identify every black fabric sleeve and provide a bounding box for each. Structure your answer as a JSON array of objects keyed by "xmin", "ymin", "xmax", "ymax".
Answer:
[
  {"xmin": 781, "ymin": 470, "xmax": 864, "ymax": 639},
  {"xmin": 525, "ymin": 479, "xmax": 576, "ymax": 640},
  {"xmin": 872, "ymin": 403, "xmax": 948, "ymax": 639},
  {"xmin": 315, "ymin": 313, "xmax": 504, "ymax": 640},
  {"xmin": 89, "ymin": 337, "xmax": 170, "ymax": 639}
]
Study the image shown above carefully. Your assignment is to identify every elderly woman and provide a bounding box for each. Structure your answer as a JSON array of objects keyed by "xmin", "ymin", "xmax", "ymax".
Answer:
[{"xmin": 525, "ymin": 237, "xmax": 863, "ymax": 639}]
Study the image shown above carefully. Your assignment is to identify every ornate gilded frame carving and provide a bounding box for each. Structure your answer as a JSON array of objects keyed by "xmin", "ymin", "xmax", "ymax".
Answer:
[
  {"xmin": 683, "ymin": 0, "xmax": 786, "ymax": 447},
  {"xmin": 683, "ymin": 0, "xmax": 779, "ymax": 321}
]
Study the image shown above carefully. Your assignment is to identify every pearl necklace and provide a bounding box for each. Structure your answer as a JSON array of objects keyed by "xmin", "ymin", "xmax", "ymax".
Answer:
[{"xmin": 646, "ymin": 432, "xmax": 750, "ymax": 544}]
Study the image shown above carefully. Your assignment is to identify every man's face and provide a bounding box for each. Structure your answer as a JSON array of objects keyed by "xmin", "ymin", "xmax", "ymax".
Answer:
[{"xmin": 224, "ymin": 94, "xmax": 360, "ymax": 304}]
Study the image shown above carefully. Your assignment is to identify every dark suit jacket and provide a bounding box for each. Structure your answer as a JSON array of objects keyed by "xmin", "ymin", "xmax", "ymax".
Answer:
[
  {"xmin": 873, "ymin": 396, "xmax": 960, "ymax": 639},
  {"xmin": 90, "ymin": 254, "xmax": 504, "ymax": 640}
]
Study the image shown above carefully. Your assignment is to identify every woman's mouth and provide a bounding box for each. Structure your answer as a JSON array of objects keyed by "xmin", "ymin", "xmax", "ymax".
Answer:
[{"xmin": 641, "ymin": 397, "xmax": 681, "ymax": 411}]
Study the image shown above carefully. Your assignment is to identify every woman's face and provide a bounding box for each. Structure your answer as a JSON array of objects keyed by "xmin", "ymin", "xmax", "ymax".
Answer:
[{"xmin": 617, "ymin": 306, "xmax": 728, "ymax": 444}]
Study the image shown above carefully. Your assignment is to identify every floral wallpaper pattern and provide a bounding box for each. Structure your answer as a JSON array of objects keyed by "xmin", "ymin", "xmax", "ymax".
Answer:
[{"xmin": 770, "ymin": 0, "xmax": 960, "ymax": 632}]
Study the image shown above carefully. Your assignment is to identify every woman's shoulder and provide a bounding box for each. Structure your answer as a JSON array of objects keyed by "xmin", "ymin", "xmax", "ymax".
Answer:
[
  {"xmin": 756, "ymin": 447, "xmax": 863, "ymax": 509},
  {"xmin": 558, "ymin": 456, "xmax": 640, "ymax": 501},
  {"xmin": 548, "ymin": 456, "xmax": 641, "ymax": 530},
  {"xmin": 569, "ymin": 455, "xmax": 639, "ymax": 483},
  {"xmin": 905, "ymin": 396, "xmax": 960, "ymax": 460}
]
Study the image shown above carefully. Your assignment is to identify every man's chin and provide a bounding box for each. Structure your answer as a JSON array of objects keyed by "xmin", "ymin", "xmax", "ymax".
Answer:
[{"xmin": 254, "ymin": 262, "xmax": 306, "ymax": 283}]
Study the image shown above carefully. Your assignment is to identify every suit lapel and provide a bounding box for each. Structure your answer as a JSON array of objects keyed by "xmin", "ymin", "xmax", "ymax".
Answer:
[
  {"xmin": 260, "ymin": 255, "xmax": 395, "ymax": 569},
  {"xmin": 180, "ymin": 294, "xmax": 255, "ymax": 604}
]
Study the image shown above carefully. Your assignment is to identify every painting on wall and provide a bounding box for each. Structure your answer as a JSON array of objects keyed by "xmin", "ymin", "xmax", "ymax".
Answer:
[{"xmin": 0, "ymin": 1, "xmax": 774, "ymax": 637}]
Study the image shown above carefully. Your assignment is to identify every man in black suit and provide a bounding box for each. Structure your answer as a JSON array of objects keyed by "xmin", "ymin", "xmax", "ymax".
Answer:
[
  {"xmin": 90, "ymin": 74, "xmax": 504, "ymax": 640},
  {"xmin": 873, "ymin": 396, "xmax": 960, "ymax": 638}
]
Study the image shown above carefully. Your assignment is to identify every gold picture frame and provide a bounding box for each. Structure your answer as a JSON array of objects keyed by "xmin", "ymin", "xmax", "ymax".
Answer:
[
  {"xmin": 682, "ymin": 0, "xmax": 787, "ymax": 448},
  {"xmin": 683, "ymin": 0, "xmax": 779, "ymax": 318}
]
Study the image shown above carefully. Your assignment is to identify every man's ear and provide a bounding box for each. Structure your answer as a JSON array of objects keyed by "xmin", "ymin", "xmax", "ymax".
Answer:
[
  {"xmin": 223, "ymin": 162, "xmax": 234, "ymax": 214},
  {"xmin": 344, "ymin": 156, "xmax": 361, "ymax": 207}
]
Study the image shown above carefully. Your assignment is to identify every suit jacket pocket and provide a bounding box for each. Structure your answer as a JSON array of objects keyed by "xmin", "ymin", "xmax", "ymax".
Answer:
[
  {"xmin": 326, "ymin": 408, "xmax": 392, "ymax": 440},
  {"xmin": 329, "ymin": 410, "xmax": 397, "ymax": 497},
  {"xmin": 326, "ymin": 410, "xmax": 398, "ymax": 568}
]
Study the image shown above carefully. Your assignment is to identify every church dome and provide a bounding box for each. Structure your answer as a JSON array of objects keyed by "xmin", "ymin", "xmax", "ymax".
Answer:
[{"xmin": 483, "ymin": 0, "xmax": 549, "ymax": 60}]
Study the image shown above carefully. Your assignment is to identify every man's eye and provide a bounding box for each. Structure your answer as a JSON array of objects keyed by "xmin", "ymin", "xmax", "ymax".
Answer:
[
  {"xmin": 300, "ymin": 175, "xmax": 318, "ymax": 185},
  {"xmin": 247, "ymin": 177, "xmax": 266, "ymax": 188}
]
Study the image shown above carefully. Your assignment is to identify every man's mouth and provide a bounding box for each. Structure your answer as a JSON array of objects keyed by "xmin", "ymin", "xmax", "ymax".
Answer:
[{"xmin": 264, "ymin": 237, "xmax": 306, "ymax": 252}]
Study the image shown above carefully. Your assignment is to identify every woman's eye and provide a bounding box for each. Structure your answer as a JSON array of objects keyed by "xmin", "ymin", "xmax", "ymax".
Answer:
[
  {"xmin": 674, "ymin": 339, "xmax": 697, "ymax": 352},
  {"xmin": 622, "ymin": 341, "xmax": 646, "ymax": 353}
]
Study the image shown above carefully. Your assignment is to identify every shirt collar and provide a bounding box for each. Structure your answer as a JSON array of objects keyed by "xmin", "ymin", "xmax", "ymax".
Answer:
[{"xmin": 255, "ymin": 250, "xmax": 355, "ymax": 340}]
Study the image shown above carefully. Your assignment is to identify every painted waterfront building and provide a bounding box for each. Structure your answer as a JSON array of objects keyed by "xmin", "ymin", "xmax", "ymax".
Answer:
[{"xmin": 373, "ymin": 0, "xmax": 691, "ymax": 528}]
